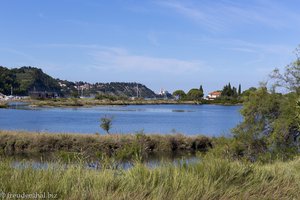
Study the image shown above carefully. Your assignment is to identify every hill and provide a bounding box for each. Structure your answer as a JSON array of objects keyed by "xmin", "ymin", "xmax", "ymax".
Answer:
[
  {"xmin": 0, "ymin": 66, "xmax": 156, "ymax": 98},
  {"xmin": 0, "ymin": 66, "xmax": 60, "ymax": 95},
  {"xmin": 89, "ymin": 82, "xmax": 156, "ymax": 98}
]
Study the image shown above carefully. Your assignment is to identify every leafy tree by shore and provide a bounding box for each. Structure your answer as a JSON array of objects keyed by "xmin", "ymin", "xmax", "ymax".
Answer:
[
  {"xmin": 186, "ymin": 88, "xmax": 204, "ymax": 101},
  {"xmin": 241, "ymin": 87, "xmax": 257, "ymax": 97},
  {"xmin": 232, "ymin": 51, "xmax": 300, "ymax": 162},
  {"xmin": 172, "ymin": 90, "xmax": 186, "ymax": 100}
]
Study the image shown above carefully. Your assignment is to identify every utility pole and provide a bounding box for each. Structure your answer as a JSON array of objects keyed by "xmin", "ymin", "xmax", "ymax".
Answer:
[{"xmin": 11, "ymin": 86, "xmax": 13, "ymax": 96}]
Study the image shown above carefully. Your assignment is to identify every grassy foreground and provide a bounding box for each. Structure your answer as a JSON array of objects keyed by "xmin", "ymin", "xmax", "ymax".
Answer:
[
  {"xmin": 0, "ymin": 130, "xmax": 212, "ymax": 160},
  {"xmin": 0, "ymin": 157, "xmax": 299, "ymax": 199},
  {"xmin": 1, "ymin": 131, "xmax": 299, "ymax": 199}
]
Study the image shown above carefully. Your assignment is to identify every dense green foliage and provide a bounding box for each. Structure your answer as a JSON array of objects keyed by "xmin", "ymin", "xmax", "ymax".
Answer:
[
  {"xmin": 186, "ymin": 88, "xmax": 204, "ymax": 101},
  {"xmin": 228, "ymin": 55, "xmax": 300, "ymax": 162},
  {"xmin": 172, "ymin": 90, "xmax": 186, "ymax": 100},
  {"xmin": 241, "ymin": 87, "xmax": 257, "ymax": 97},
  {"xmin": 0, "ymin": 66, "xmax": 61, "ymax": 95},
  {"xmin": 0, "ymin": 67, "xmax": 61, "ymax": 95},
  {"xmin": 0, "ymin": 67, "xmax": 19, "ymax": 95},
  {"xmin": 172, "ymin": 88, "xmax": 204, "ymax": 101},
  {"xmin": 221, "ymin": 82, "xmax": 238, "ymax": 97},
  {"xmin": 232, "ymin": 88, "xmax": 298, "ymax": 161},
  {"xmin": 210, "ymin": 83, "xmax": 244, "ymax": 104},
  {"xmin": 95, "ymin": 93, "xmax": 128, "ymax": 101}
]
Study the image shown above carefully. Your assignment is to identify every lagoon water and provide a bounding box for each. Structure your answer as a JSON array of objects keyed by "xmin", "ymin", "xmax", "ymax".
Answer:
[{"xmin": 0, "ymin": 104, "xmax": 242, "ymax": 136}]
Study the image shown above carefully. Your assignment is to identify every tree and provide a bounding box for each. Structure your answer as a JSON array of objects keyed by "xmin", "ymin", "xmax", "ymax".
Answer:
[
  {"xmin": 187, "ymin": 88, "xmax": 203, "ymax": 100},
  {"xmin": 297, "ymin": 98, "xmax": 300, "ymax": 129},
  {"xmin": 270, "ymin": 50, "xmax": 300, "ymax": 94},
  {"xmin": 0, "ymin": 67, "xmax": 19, "ymax": 95},
  {"xmin": 241, "ymin": 87, "xmax": 257, "ymax": 97},
  {"xmin": 232, "ymin": 86, "xmax": 237, "ymax": 97},
  {"xmin": 233, "ymin": 50, "xmax": 300, "ymax": 161},
  {"xmin": 199, "ymin": 85, "xmax": 204, "ymax": 95},
  {"xmin": 221, "ymin": 83, "xmax": 241, "ymax": 97},
  {"xmin": 233, "ymin": 87, "xmax": 299, "ymax": 161},
  {"xmin": 172, "ymin": 90, "xmax": 186, "ymax": 100},
  {"xmin": 221, "ymin": 83, "xmax": 233, "ymax": 97},
  {"xmin": 238, "ymin": 84, "xmax": 241, "ymax": 95},
  {"xmin": 100, "ymin": 115, "xmax": 113, "ymax": 134},
  {"xmin": 228, "ymin": 83, "xmax": 232, "ymax": 95}
]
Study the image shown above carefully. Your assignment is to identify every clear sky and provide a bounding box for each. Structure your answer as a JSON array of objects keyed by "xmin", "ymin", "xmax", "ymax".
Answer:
[{"xmin": 0, "ymin": 0, "xmax": 299, "ymax": 94}]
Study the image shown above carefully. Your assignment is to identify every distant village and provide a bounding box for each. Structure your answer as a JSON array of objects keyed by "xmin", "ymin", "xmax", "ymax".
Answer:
[
  {"xmin": 0, "ymin": 66, "xmax": 232, "ymax": 102},
  {"xmin": 0, "ymin": 85, "xmax": 222, "ymax": 101}
]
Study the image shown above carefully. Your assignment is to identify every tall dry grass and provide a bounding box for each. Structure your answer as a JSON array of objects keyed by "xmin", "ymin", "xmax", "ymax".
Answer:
[
  {"xmin": 0, "ymin": 156, "xmax": 299, "ymax": 199},
  {"xmin": 0, "ymin": 130, "xmax": 212, "ymax": 161}
]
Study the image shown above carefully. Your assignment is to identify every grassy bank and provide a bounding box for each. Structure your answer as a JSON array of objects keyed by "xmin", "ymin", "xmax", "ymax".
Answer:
[
  {"xmin": 0, "ymin": 130, "xmax": 212, "ymax": 160},
  {"xmin": 22, "ymin": 98, "xmax": 198, "ymax": 107},
  {"xmin": 0, "ymin": 101, "xmax": 8, "ymax": 108},
  {"xmin": 18, "ymin": 98, "xmax": 242, "ymax": 107},
  {"xmin": 0, "ymin": 156, "xmax": 299, "ymax": 199}
]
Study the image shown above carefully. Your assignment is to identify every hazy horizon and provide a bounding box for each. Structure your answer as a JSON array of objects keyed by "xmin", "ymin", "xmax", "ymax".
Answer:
[{"xmin": 1, "ymin": 0, "xmax": 299, "ymax": 94}]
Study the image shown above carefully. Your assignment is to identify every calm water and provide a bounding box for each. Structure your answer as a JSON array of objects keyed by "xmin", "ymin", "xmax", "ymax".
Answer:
[{"xmin": 0, "ymin": 104, "xmax": 242, "ymax": 136}]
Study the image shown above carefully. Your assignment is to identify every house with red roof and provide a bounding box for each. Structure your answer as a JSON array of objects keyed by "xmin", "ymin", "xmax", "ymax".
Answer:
[{"xmin": 207, "ymin": 91, "xmax": 221, "ymax": 100}]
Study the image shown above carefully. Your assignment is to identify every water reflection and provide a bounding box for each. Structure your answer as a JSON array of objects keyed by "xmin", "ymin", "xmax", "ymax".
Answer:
[{"xmin": 12, "ymin": 156, "xmax": 200, "ymax": 170}]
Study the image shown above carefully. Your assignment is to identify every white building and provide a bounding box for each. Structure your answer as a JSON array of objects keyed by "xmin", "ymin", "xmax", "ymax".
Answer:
[
  {"xmin": 158, "ymin": 88, "xmax": 169, "ymax": 96},
  {"xmin": 207, "ymin": 91, "xmax": 221, "ymax": 100}
]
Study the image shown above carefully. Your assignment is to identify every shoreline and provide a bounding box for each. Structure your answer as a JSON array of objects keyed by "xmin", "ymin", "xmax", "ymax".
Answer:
[
  {"xmin": 0, "ymin": 130, "xmax": 212, "ymax": 160},
  {"xmin": 3, "ymin": 98, "xmax": 243, "ymax": 108}
]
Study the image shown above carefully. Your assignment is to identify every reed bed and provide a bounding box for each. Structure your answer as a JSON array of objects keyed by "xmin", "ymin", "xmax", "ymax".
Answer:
[
  {"xmin": 0, "ymin": 156, "xmax": 299, "ymax": 199},
  {"xmin": 0, "ymin": 130, "xmax": 212, "ymax": 160}
]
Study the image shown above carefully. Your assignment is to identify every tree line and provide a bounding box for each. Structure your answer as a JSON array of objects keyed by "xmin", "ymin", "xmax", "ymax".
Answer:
[{"xmin": 172, "ymin": 83, "xmax": 246, "ymax": 101}]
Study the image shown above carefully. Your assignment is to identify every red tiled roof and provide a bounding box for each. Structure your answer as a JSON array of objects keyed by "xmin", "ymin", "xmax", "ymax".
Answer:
[{"xmin": 209, "ymin": 91, "xmax": 221, "ymax": 95}]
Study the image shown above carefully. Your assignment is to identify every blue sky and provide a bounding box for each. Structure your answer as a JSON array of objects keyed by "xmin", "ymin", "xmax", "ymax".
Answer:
[{"xmin": 0, "ymin": 0, "xmax": 300, "ymax": 94}]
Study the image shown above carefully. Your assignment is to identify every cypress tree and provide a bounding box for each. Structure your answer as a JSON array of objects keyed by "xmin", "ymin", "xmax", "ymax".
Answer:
[
  {"xmin": 199, "ymin": 85, "xmax": 204, "ymax": 94},
  {"xmin": 232, "ymin": 86, "xmax": 237, "ymax": 97},
  {"xmin": 238, "ymin": 84, "xmax": 241, "ymax": 95},
  {"xmin": 228, "ymin": 83, "xmax": 232, "ymax": 96}
]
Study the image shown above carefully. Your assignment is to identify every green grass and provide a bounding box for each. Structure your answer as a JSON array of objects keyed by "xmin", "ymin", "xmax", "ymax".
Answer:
[
  {"xmin": 0, "ymin": 156, "xmax": 299, "ymax": 199},
  {"xmin": 22, "ymin": 98, "xmax": 193, "ymax": 107},
  {"xmin": 0, "ymin": 130, "xmax": 212, "ymax": 161},
  {"xmin": 0, "ymin": 131, "xmax": 299, "ymax": 199},
  {"xmin": 20, "ymin": 97, "xmax": 242, "ymax": 108}
]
